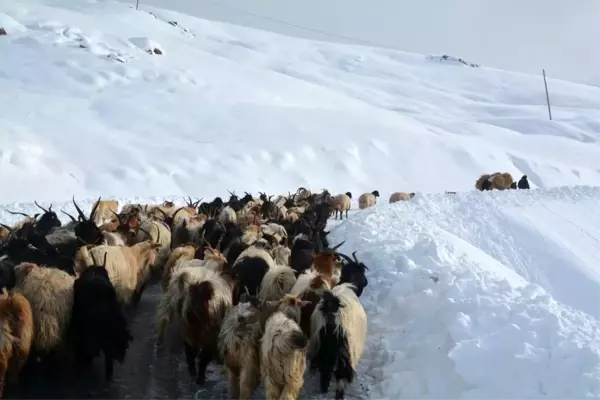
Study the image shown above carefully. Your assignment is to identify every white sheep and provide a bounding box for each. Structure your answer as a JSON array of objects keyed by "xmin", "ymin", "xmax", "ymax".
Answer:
[
  {"xmin": 358, "ymin": 190, "xmax": 380, "ymax": 210},
  {"xmin": 330, "ymin": 193, "xmax": 352, "ymax": 220},
  {"xmin": 389, "ymin": 192, "xmax": 415, "ymax": 203},
  {"xmin": 260, "ymin": 294, "xmax": 310, "ymax": 400},
  {"xmin": 74, "ymin": 240, "xmax": 161, "ymax": 306}
]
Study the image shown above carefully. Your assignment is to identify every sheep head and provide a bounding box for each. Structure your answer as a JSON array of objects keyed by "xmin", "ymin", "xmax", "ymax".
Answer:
[
  {"xmin": 72, "ymin": 196, "xmax": 103, "ymax": 245},
  {"xmin": 371, "ymin": 190, "xmax": 380, "ymax": 197},
  {"xmin": 34, "ymin": 201, "xmax": 62, "ymax": 235}
]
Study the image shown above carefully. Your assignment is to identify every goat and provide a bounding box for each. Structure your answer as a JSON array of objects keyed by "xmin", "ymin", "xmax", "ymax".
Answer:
[
  {"xmin": 161, "ymin": 243, "xmax": 196, "ymax": 292},
  {"xmin": 309, "ymin": 284, "xmax": 367, "ymax": 400},
  {"xmin": 336, "ymin": 251, "xmax": 369, "ymax": 297},
  {"xmin": 260, "ymin": 294, "xmax": 310, "ymax": 400},
  {"xmin": 232, "ymin": 246, "xmax": 275, "ymax": 303},
  {"xmin": 91, "ymin": 199, "xmax": 119, "ymax": 226},
  {"xmin": 0, "ymin": 289, "xmax": 33, "ymax": 398},
  {"xmin": 258, "ymin": 265, "xmax": 297, "ymax": 305}
]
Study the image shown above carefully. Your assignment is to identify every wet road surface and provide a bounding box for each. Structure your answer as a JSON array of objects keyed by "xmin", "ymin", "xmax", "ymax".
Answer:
[{"xmin": 6, "ymin": 283, "xmax": 370, "ymax": 399}]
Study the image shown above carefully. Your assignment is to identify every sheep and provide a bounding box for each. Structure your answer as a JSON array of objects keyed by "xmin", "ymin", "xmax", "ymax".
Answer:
[
  {"xmin": 271, "ymin": 245, "xmax": 291, "ymax": 266},
  {"xmin": 475, "ymin": 172, "xmax": 514, "ymax": 191},
  {"xmin": 74, "ymin": 238, "xmax": 161, "ymax": 306},
  {"xmin": 14, "ymin": 262, "xmax": 75, "ymax": 355},
  {"xmin": 358, "ymin": 190, "xmax": 380, "ymax": 210},
  {"xmin": 260, "ymin": 294, "xmax": 310, "ymax": 400},
  {"xmin": 518, "ymin": 174, "xmax": 530, "ymax": 189},
  {"xmin": 309, "ymin": 284, "xmax": 367, "ymax": 400},
  {"xmin": 219, "ymin": 206, "xmax": 237, "ymax": 226},
  {"xmin": 232, "ymin": 246, "xmax": 275, "ymax": 303},
  {"xmin": 336, "ymin": 251, "xmax": 369, "ymax": 298},
  {"xmin": 0, "ymin": 289, "xmax": 33, "ymax": 398},
  {"xmin": 91, "ymin": 199, "xmax": 119, "ymax": 226},
  {"xmin": 179, "ymin": 267, "xmax": 234, "ymax": 384},
  {"xmin": 218, "ymin": 291, "xmax": 262, "ymax": 399},
  {"xmin": 161, "ymin": 243, "xmax": 196, "ymax": 292},
  {"xmin": 330, "ymin": 193, "xmax": 352, "ymax": 220},
  {"xmin": 389, "ymin": 192, "xmax": 415, "ymax": 203},
  {"xmin": 69, "ymin": 253, "xmax": 132, "ymax": 381},
  {"xmin": 258, "ymin": 265, "xmax": 297, "ymax": 304}
]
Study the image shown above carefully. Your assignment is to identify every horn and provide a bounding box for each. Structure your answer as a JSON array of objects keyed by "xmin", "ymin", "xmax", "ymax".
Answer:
[
  {"xmin": 61, "ymin": 210, "xmax": 77, "ymax": 222},
  {"xmin": 7, "ymin": 210, "xmax": 31, "ymax": 218},
  {"xmin": 90, "ymin": 250, "xmax": 99, "ymax": 266},
  {"xmin": 337, "ymin": 252, "xmax": 353, "ymax": 264},
  {"xmin": 154, "ymin": 207, "xmax": 168, "ymax": 219},
  {"xmin": 139, "ymin": 227, "xmax": 152, "ymax": 239},
  {"xmin": 89, "ymin": 196, "xmax": 102, "ymax": 220},
  {"xmin": 109, "ymin": 209, "xmax": 123, "ymax": 224},
  {"xmin": 193, "ymin": 198, "xmax": 203, "ymax": 207},
  {"xmin": 331, "ymin": 240, "xmax": 346, "ymax": 251},
  {"xmin": 72, "ymin": 196, "xmax": 86, "ymax": 220},
  {"xmin": 215, "ymin": 233, "xmax": 224, "ymax": 251},
  {"xmin": 352, "ymin": 251, "xmax": 359, "ymax": 263},
  {"xmin": 155, "ymin": 223, "xmax": 161, "ymax": 244},
  {"xmin": 0, "ymin": 223, "xmax": 13, "ymax": 233},
  {"xmin": 34, "ymin": 201, "xmax": 49, "ymax": 213},
  {"xmin": 103, "ymin": 252, "xmax": 108, "ymax": 267}
]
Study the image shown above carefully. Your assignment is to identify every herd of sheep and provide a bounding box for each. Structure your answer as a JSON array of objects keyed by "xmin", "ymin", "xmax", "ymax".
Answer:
[
  {"xmin": 0, "ymin": 172, "xmax": 531, "ymax": 400},
  {"xmin": 0, "ymin": 187, "xmax": 378, "ymax": 400}
]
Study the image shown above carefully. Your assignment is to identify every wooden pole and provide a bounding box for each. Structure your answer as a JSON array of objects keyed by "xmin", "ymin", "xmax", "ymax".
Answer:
[
  {"xmin": 543, "ymin": 69, "xmax": 552, "ymax": 120},
  {"xmin": 136, "ymin": 0, "xmax": 140, "ymax": 10}
]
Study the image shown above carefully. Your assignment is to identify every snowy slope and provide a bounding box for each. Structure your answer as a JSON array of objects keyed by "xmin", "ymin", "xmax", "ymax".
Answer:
[
  {"xmin": 1, "ymin": 0, "xmax": 600, "ymax": 203},
  {"xmin": 116, "ymin": 0, "xmax": 600, "ymax": 86}
]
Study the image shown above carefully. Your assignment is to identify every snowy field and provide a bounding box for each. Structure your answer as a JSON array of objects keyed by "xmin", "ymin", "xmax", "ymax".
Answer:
[{"xmin": 1, "ymin": 0, "xmax": 600, "ymax": 398}]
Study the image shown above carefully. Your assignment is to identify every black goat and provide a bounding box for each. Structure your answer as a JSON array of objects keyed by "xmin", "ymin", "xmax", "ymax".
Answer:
[
  {"xmin": 290, "ymin": 234, "xmax": 315, "ymax": 276},
  {"xmin": 337, "ymin": 251, "xmax": 368, "ymax": 297}
]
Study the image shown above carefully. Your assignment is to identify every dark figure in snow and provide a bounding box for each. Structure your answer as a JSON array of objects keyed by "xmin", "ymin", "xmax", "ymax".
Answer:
[
  {"xmin": 481, "ymin": 179, "xmax": 491, "ymax": 191},
  {"xmin": 510, "ymin": 182, "xmax": 517, "ymax": 189},
  {"xmin": 518, "ymin": 175, "xmax": 530, "ymax": 189}
]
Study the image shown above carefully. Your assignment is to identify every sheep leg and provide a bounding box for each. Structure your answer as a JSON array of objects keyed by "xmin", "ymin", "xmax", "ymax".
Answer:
[
  {"xmin": 319, "ymin": 365, "xmax": 334, "ymax": 393},
  {"xmin": 104, "ymin": 352, "xmax": 114, "ymax": 381},
  {"xmin": 0, "ymin": 352, "xmax": 8, "ymax": 398},
  {"xmin": 239, "ymin": 367, "xmax": 258, "ymax": 399},
  {"xmin": 279, "ymin": 382, "xmax": 302, "ymax": 400},
  {"xmin": 196, "ymin": 348, "xmax": 214, "ymax": 385},
  {"xmin": 131, "ymin": 281, "xmax": 148, "ymax": 306},
  {"xmin": 334, "ymin": 379, "xmax": 349, "ymax": 400},
  {"xmin": 225, "ymin": 368, "xmax": 240, "ymax": 400},
  {"xmin": 345, "ymin": 209, "xmax": 348, "ymax": 219},
  {"xmin": 184, "ymin": 343, "xmax": 197, "ymax": 379},
  {"xmin": 334, "ymin": 363, "xmax": 354, "ymax": 400}
]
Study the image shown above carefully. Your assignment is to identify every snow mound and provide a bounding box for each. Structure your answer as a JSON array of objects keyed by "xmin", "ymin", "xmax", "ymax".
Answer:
[
  {"xmin": 0, "ymin": 0, "xmax": 599, "ymax": 203},
  {"xmin": 329, "ymin": 186, "xmax": 600, "ymax": 399},
  {"xmin": 426, "ymin": 54, "xmax": 480, "ymax": 68}
]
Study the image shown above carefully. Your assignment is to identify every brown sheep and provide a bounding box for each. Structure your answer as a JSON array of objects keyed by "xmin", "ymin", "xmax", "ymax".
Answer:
[
  {"xmin": 475, "ymin": 172, "xmax": 514, "ymax": 191},
  {"xmin": 358, "ymin": 190, "xmax": 380, "ymax": 210},
  {"xmin": 0, "ymin": 289, "xmax": 33, "ymax": 398},
  {"xmin": 389, "ymin": 192, "xmax": 415, "ymax": 203}
]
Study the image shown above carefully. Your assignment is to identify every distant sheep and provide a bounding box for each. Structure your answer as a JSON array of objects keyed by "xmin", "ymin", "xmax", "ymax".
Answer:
[
  {"xmin": 309, "ymin": 283, "xmax": 367, "ymax": 400},
  {"xmin": 260, "ymin": 295, "xmax": 310, "ymax": 400},
  {"xmin": 389, "ymin": 192, "xmax": 415, "ymax": 203},
  {"xmin": 475, "ymin": 172, "xmax": 513, "ymax": 191},
  {"xmin": 330, "ymin": 192, "xmax": 352, "ymax": 220},
  {"xmin": 0, "ymin": 289, "xmax": 33, "ymax": 398},
  {"xmin": 358, "ymin": 190, "xmax": 379, "ymax": 210},
  {"xmin": 14, "ymin": 262, "xmax": 74, "ymax": 354}
]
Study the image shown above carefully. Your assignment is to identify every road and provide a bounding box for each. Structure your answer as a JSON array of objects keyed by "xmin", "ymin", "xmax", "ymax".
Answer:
[{"xmin": 7, "ymin": 283, "xmax": 370, "ymax": 399}]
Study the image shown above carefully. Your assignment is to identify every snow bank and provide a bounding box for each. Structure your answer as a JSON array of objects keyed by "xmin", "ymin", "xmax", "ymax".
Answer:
[
  {"xmin": 329, "ymin": 186, "xmax": 600, "ymax": 399},
  {"xmin": 1, "ymin": 0, "xmax": 599, "ymax": 203}
]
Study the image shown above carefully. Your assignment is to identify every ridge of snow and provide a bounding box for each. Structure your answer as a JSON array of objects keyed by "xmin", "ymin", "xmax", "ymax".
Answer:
[{"xmin": 328, "ymin": 185, "xmax": 600, "ymax": 399}]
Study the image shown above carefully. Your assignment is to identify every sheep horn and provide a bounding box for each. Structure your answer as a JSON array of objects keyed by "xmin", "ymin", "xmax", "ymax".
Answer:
[
  {"xmin": 154, "ymin": 223, "xmax": 161, "ymax": 244},
  {"xmin": 72, "ymin": 196, "xmax": 87, "ymax": 220},
  {"xmin": 351, "ymin": 251, "xmax": 359, "ymax": 263},
  {"xmin": 227, "ymin": 189, "xmax": 234, "ymax": 196},
  {"xmin": 193, "ymin": 198, "xmax": 203, "ymax": 207},
  {"xmin": 0, "ymin": 223, "xmax": 13, "ymax": 233},
  {"xmin": 34, "ymin": 201, "xmax": 49, "ymax": 213},
  {"xmin": 337, "ymin": 252, "xmax": 353, "ymax": 264},
  {"xmin": 61, "ymin": 210, "xmax": 77, "ymax": 222},
  {"xmin": 331, "ymin": 240, "xmax": 346, "ymax": 251},
  {"xmin": 154, "ymin": 207, "xmax": 168, "ymax": 219},
  {"xmin": 7, "ymin": 210, "xmax": 31, "ymax": 218},
  {"xmin": 90, "ymin": 250, "xmax": 99, "ymax": 266},
  {"xmin": 110, "ymin": 209, "xmax": 123, "ymax": 224},
  {"xmin": 102, "ymin": 252, "xmax": 108, "ymax": 267},
  {"xmin": 89, "ymin": 196, "xmax": 102, "ymax": 220},
  {"xmin": 139, "ymin": 227, "xmax": 152, "ymax": 240}
]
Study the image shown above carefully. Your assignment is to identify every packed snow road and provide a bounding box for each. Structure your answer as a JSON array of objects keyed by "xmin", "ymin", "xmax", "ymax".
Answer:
[{"xmin": 6, "ymin": 282, "xmax": 370, "ymax": 400}]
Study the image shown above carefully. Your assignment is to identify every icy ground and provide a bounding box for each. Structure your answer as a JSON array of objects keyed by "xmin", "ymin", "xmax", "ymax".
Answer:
[
  {"xmin": 1, "ymin": 0, "xmax": 600, "ymax": 203},
  {"xmin": 1, "ymin": 0, "xmax": 600, "ymax": 398}
]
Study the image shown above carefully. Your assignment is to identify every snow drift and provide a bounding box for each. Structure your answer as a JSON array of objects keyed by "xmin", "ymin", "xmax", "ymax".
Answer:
[{"xmin": 329, "ymin": 185, "xmax": 600, "ymax": 399}]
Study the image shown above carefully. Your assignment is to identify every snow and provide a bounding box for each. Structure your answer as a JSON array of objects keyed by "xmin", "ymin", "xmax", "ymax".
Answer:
[
  {"xmin": 116, "ymin": 0, "xmax": 600, "ymax": 86},
  {"xmin": 1, "ymin": 0, "xmax": 600, "ymax": 398}
]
